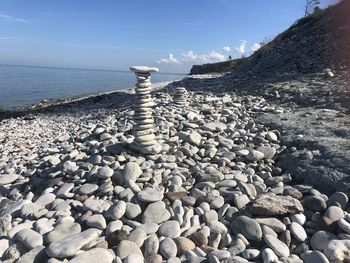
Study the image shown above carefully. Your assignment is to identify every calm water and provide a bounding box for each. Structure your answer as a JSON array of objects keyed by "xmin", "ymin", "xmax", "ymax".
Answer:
[{"xmin": 0, "ymin": 65, "xmax": 185, "ymax": 109}]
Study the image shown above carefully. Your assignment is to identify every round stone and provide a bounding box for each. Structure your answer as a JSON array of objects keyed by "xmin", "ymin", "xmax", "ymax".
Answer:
[
  {"xmin": 210, "ymin": 196, "xmax": 225, "ymax": 209},
  {"xmin": 242, "ymin": 248, "xmax": 260, "ymax": 260},
  {"xmin": 246, "ymin": 150, "xmax": 264, "ymax": 161},
  {"xmin": 261, "ymin": 248, "xmax": 278, "ymax": 263},
  {"xmin": 125, "ymin": 253, "xmax": 144, "ymax": 263},
  {"xmin": 79, "ymin": 184, "xmax": 99, "ymax": 195},
  {"xmin": 203, "ymin": 210, "xmax": 218, "ymax": 224},
  {"xmin": 310, "ymin": 231, "xmax": 337, "ymax": 250},
  {"xmin": 302, "ymin": 196, "xmax": 327, "ymax": 212},
  {"xmin": 46, "ymin": 222, "xmax": 81, "ymax": 244},
  {"xmin": 97, "ymin": 166, "xmax": 114, "ymax": 179},
  {"xmin": 144, "ymin": 233, "xmax": 159, "ymax": 257},
  {"xmin": 264, "ymin": 235, "xmax": 290, "ymax": 257},
  {"xmin": 290, "ymin": 222, "xmax": 307, "ymax": 242},
  {"xmin": 125, "ymin": 203, "xmax": 142, "ymax": 219},
  {"xmin": 174, "ymin": 237, "xmax": 195, "ymax": 254},
  {"xmin": 63, "ymin": 161, "xmax": 79, "ymax": 174},
  {"xmin": 0, "ymin": 238, "xmax": 10, "ymax": 259},
  {"xmin": 136, "ymin": 223, "xmax": 159, "ymax": 235},
  {"xmin": 134, "ymin": 129, "xmax": 155, "ymax": 136},
  {"xmin": 255, "ymin": 218, "xmax": 286, "ymax": 233},
  {"xmin": 158, "ymin": 221, "xmax": 181, "ymax": 238},
  {"xmin": 266, "ymin": 132, "xmax": 278, "ymax": 141},
  {"xmin": 328, "ymin": 192, "xmax": 348, "ymax": 209},
  {"xmin": 136, "ymin": 134, "xmax": 156, "ymax": 142},
  {"xmin": 324, "ymin": 206, "xmax": 344, "ymax": 223},
  {"xmin": 188, "ymin": 131, "xmax": 201, "ymax": 146},
  {"xmin": 106, "ymin": 229, "xmax": 128, "ymax": 247},
  {"xmin": 143, "ymin": 201, "xmax": 171, "ymax": 224},
  {"xmin": 105, "ymin": 200, "xmax": 126, "ymax": 220},
  {"xmin": 128, "ymin": 229, "xmax": 147, "ymax": 247},
  {"xmin": 290, "ymin": 213, "xmax": 306, "ymax": 225},
  {"xmin": 145, "ymin": 254, "xmax": 162, "ymax": 263},
  {"xmin": 230, "ymin": 216, "xmax": 262, "ymax": 241},
  {"xmin": 160, "ymin": 238, "xmax": 177, "ymax": 259},
  {"xmin": 208, "ymin": 221, "xmax": 228, "ymax": 235},
  {"xmin": 69, "ymin": 248, "xmax": 113, "ymax": 263},
  {"xmin": 138, "ymin": 188, "xmax": 163, "ymax": 203},
  {"xmin": 15, "ymin": 229, "xmax": 43, "ymax": 249},
  {"xmin": 302, "ymin": 251, "xmax": 329, "ymax": 263},
  {"xmin": 190, "ymin": 231, "xmax": 208, "ymax": 247},
  {"xmin": 116, "ymin": 240, "xmax": 143, "ymax": 260},
  {"xmin": 257, "ymin": 146, "xmax": 276, "ymax": 159},
  {"xmin": 0, "ymin": 174, "xmax": 19, "ymax": 185},
  {"xmin": 123, "ymin": 162, "xmax": 142, "ymax": 182},
  {"xmin": 338, "ymin": 218, "xmax": 350, "ymax": 234},
  {"xmin": 0, "ymin": 216, "xmax": 12, "ymax": 237},
  {"xmin": 86, "ymin": 214, "xmax": 106, "ymax": 230},
  {"xmin": 83, "ymin": 199, "xmax": 111, "ymax": 213}
]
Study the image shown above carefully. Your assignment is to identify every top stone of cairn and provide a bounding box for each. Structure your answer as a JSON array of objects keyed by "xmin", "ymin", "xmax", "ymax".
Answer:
[{"xmin": 130, "ymin": 66, "xmax": 159, "ymax": 73}]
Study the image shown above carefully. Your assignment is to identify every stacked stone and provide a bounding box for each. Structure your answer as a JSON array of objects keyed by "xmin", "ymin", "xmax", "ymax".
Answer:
[
  {"xmin": 129, "ymin": 66, "xmax": 162, "ymax": 155},
  {"xmin": 174, "ymin": 87, "xmax": 188, "ymax": 106}
]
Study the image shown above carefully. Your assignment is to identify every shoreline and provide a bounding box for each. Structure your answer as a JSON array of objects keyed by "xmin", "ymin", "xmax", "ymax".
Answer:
[
  {"xmin": 0, "ymin": 73, "xmax": 226, "ymax": 118},
  {"xmin": 0, "ymin": 80, "xmax": 178, "ymax": 116}
]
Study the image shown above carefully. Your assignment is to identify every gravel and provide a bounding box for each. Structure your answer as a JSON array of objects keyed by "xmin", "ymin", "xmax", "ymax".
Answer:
[{"xmin": 0, "ymin": 77, "xmax": 350, "ymax": 262}]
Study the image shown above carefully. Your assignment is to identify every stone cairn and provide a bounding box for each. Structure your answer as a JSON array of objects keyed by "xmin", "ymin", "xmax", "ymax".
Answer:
[
  {"xmin": 174, "ymin": 87, "xmax": 188, "ymax": 106},
  {"xmin": 129, "ymin": 66, "xmax": 162, "ymax": 155}
]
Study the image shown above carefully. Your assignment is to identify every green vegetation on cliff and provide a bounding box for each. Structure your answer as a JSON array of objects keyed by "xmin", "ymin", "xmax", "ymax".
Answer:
[{"xmin": 190, "ymin": 58, "xmax": 244, "ymax": 75}]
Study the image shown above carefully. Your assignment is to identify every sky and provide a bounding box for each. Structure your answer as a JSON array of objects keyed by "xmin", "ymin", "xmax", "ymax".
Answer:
[{"xmin": 0, "ymin": 0, "xmax": 336, "ymax": 73}]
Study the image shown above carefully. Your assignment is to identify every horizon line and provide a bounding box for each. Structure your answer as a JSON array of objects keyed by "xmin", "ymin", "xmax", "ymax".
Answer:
[{"xmin": 0, "ymin": 63, "xmax": 188, "ymax": 75}]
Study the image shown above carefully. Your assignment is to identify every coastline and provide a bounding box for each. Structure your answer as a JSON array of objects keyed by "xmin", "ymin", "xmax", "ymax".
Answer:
[
  {"xmin": 0, "ymin": 73, "xmax": 226, "ymax": 119},
  {"xmin": 0, "ymin": 80, "xmax": 178, "ymax": 118}
]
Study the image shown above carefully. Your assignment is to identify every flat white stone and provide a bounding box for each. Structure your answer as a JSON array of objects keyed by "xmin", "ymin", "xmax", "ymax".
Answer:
[
  {"xmin": 116, "ymin": 240, "xmax": 143, "ymax": 259},
  {"xmin": 264, "ymin": 235, "xmax": 289, "ymax": 257},
  {"xmin": 138, "ymin": 187, "xmax": 163, "ymax": 202},
  {"xmin": 130, "ymin": 66, "xmax": 159, "ymax": 73},
  {"xmin": 290, "ymin": 222, "xmax": 307, "ymax": 242},
  {"xmin": 136, "ymin": 133, "xmax": 156, "ymax": 142},
  {"xmin": 0, "ymin": 173, "xmax": 19, "ymax": 184},
  {"xmin": 69, "ymin": 248, "xmax": 114, "ymax": 263},
  {"xmin": 158, "ymin": 220, "xmax": 181, "ymax": 238},
  {"xmin": 46, "ymin": 222, "xmax": 81, "ymax": 244},
  {"xmin": 15, "ymin": 229, "xmax": 43, "ymax": 249},
  {"xmin": 46, "ymin": 228, "xmax": 101, "ymax": 258}
]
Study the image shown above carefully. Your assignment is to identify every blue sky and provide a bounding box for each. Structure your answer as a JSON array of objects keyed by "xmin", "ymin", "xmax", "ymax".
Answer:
[{"xmin": 0, "ymin": 0, "xmax": 336, "ymax": 73}]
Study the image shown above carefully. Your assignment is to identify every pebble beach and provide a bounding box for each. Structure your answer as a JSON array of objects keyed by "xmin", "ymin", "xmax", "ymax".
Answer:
[{"xmin": 1, "ymin": 73, "xmax": 350, "ymax": 263}]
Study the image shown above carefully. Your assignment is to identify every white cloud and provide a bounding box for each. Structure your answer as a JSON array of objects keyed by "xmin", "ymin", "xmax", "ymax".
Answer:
[
  {"xmin": 206, "ymin": 51, "xmax": 226, "ymax": 62},
  {"xmin": 156, "ymin": 53, "xmax": 180, "ymax": 64},
  {"xmin": 157, "ymin": 48, "xmax": 229, "ymax": 65},
  {"xmin": 0, "ymin": 14, "xmax": 29, "ymax": 23},
  {"xmin": 251, "ymin": 43, "xmax": 261, "ymax": 52},
  {"xmin": 181, "ymin": 50, "xmax": 226, "ymax": 64},
  {"xmin": 223, "ymin": 46, "xmax": 230, "ymax": 52},
  {"xmin": 182, "ymin": 51, "xmax": 198, "ymax": 62},
  {"xmin": 235, "ymin": 40, "xmax": 247, "ymax": 54}
]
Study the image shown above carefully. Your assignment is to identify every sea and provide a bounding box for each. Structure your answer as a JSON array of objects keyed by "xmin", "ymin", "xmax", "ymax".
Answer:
[{"xmin": 0, "ymin": 65, "xmax": 186, "ymax": 110}]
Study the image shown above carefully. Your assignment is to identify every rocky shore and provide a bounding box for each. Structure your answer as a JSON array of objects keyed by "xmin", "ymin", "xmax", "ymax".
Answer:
[{"xmin": 1, "ymin": 72, "xmax": 350, "ymax": 263}]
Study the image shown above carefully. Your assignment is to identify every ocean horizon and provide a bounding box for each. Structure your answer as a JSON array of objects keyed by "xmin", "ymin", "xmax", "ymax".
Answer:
[{"xmin": 0, "ymin": 64, "xmax": 186, "ymax": 110}]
